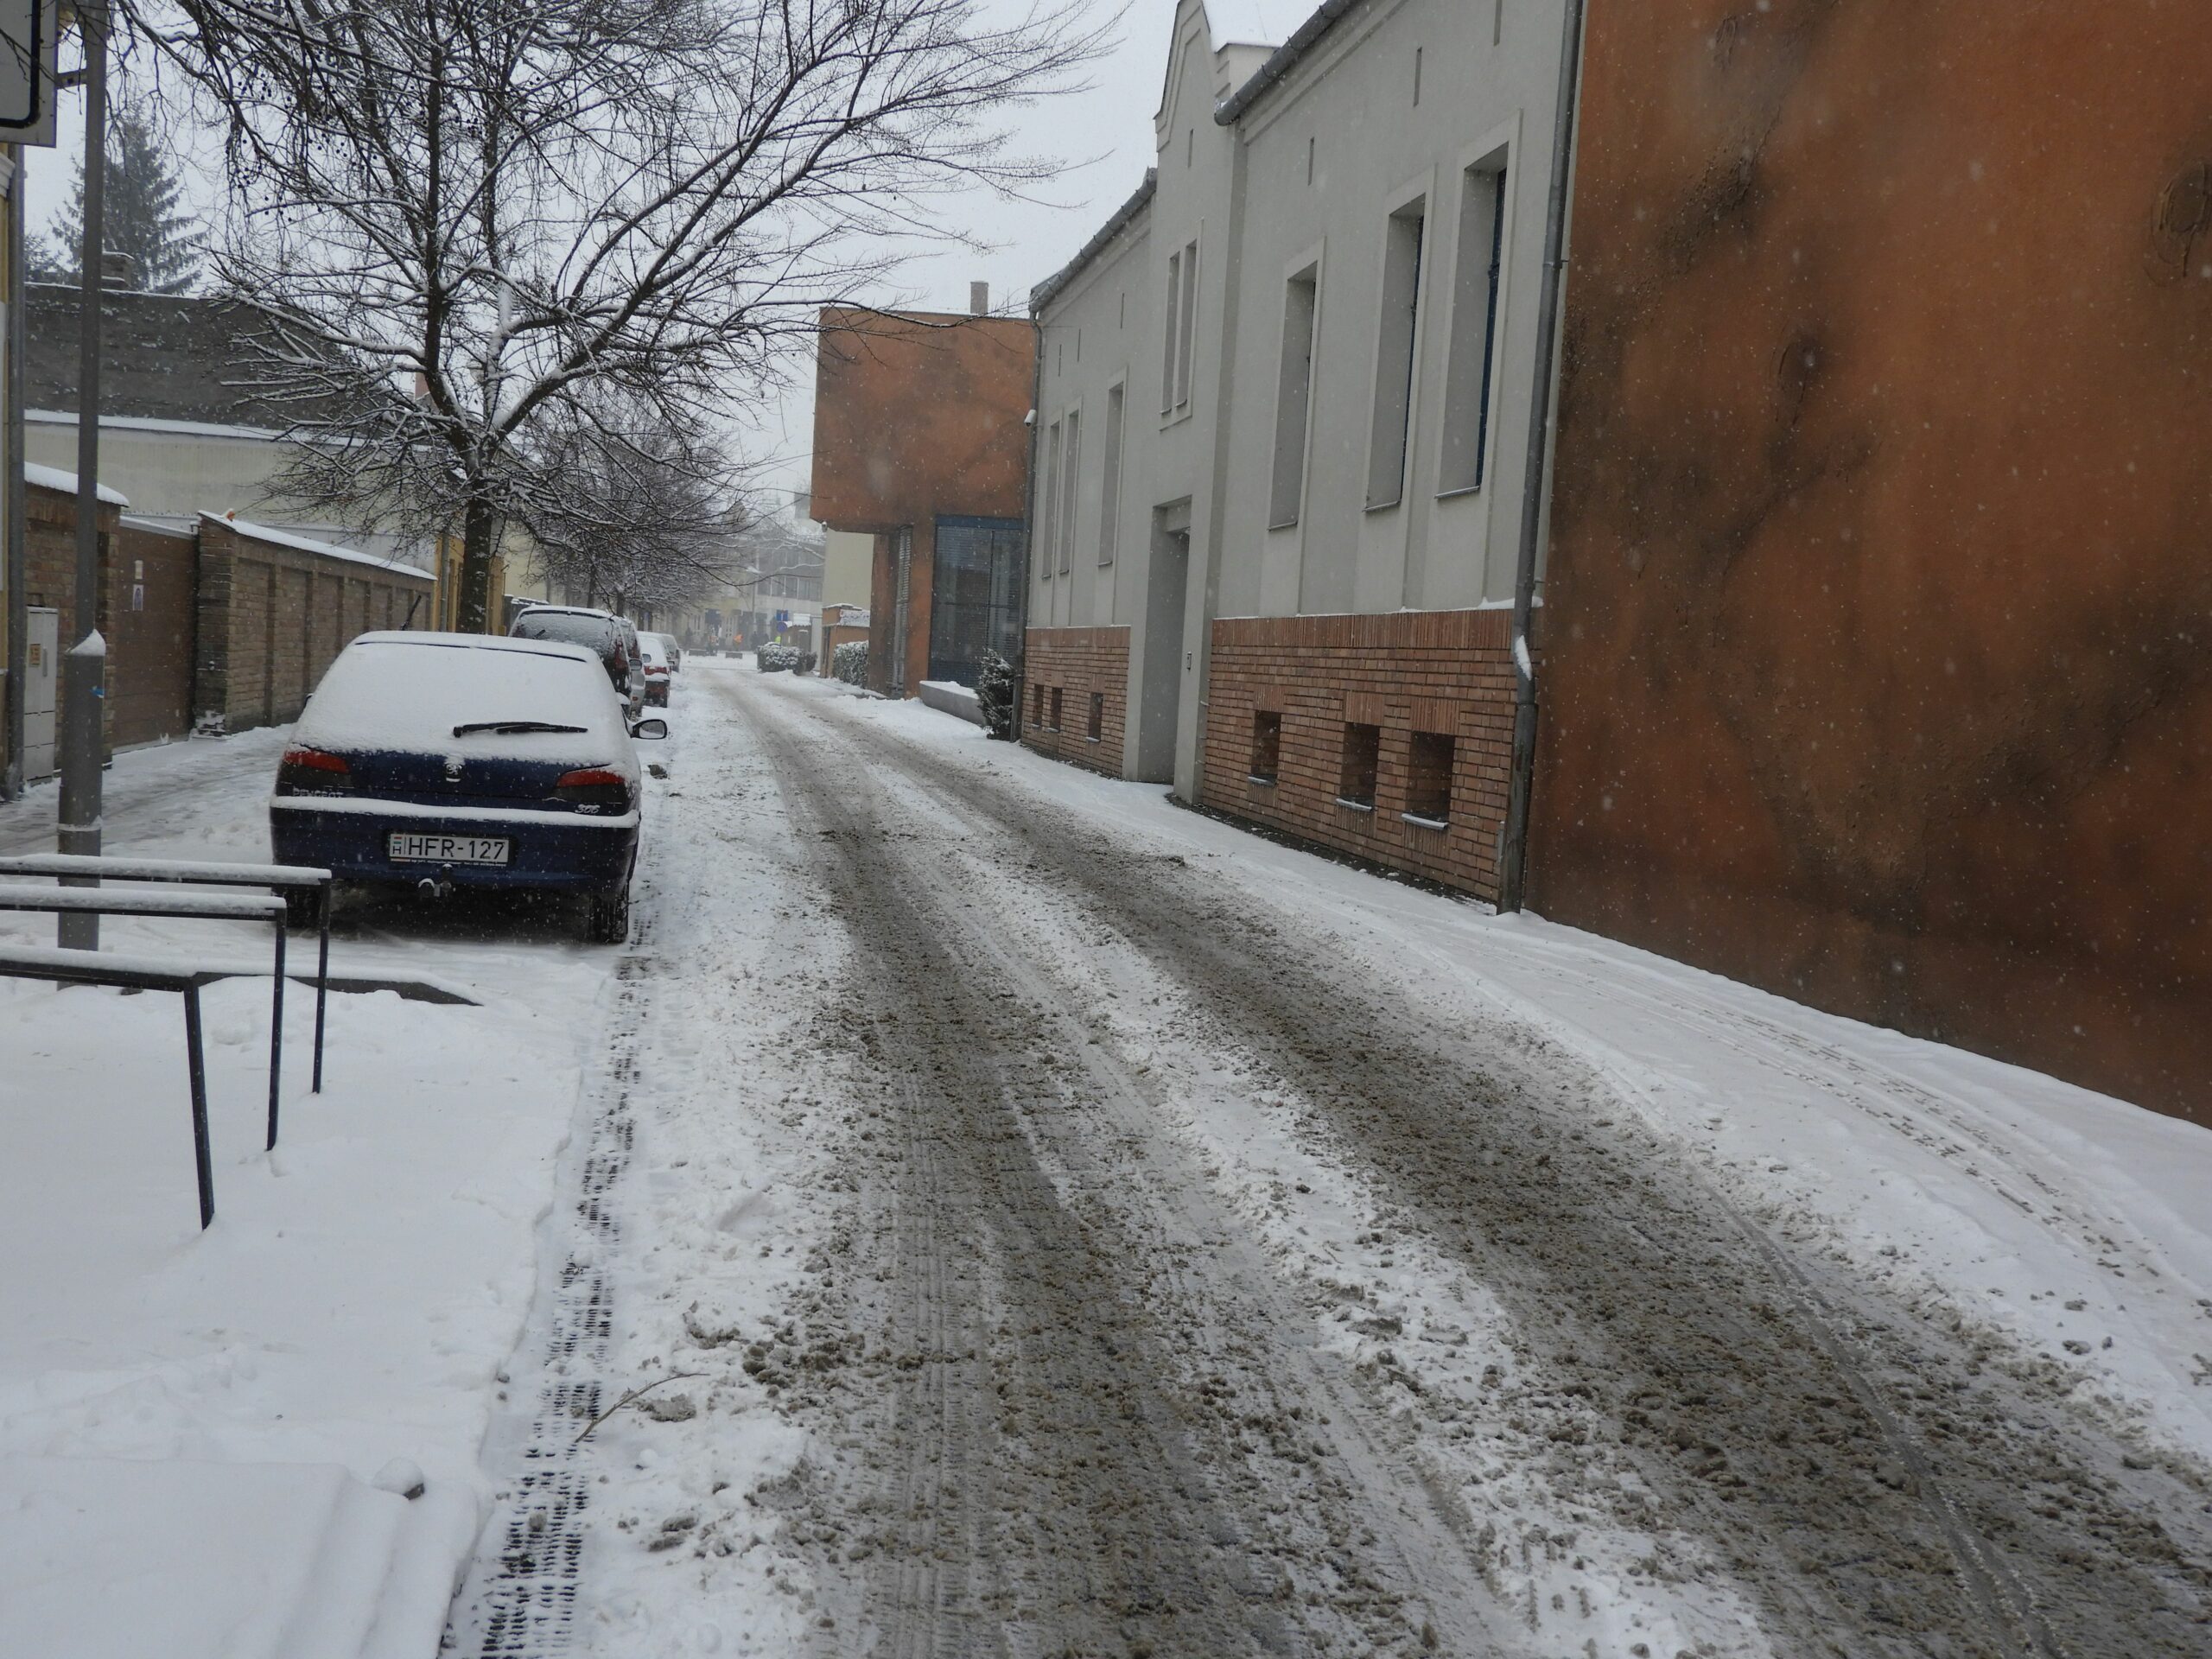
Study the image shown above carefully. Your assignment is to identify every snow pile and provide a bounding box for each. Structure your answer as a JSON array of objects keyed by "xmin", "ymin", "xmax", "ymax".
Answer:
[{"xmin": 0, "ymin": 728, "xmax": 617, "ymax": 1659}]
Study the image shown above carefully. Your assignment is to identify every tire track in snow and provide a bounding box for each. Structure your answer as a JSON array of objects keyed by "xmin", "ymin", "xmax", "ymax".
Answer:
[
  {"xmin": 442, "ymin": 899, "xmax": 654, "ymax": 1656},
  {"xmin": 760, "ymin": 676, "xmax": 2212, "ymax": 1659},
  {"xmin": 721, "ymin": 672, "xmax": 1504, "ymax": 1658}
]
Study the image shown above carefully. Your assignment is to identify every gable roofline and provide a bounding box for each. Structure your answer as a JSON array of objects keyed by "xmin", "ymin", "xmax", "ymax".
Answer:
[
  {"xmin": 1029, "ymin": 169, "xmax": 1158, "ymax": 315},
  {"xmin": 1214, "ymin": 0, "xmax": 1360, "ymax": 125}
]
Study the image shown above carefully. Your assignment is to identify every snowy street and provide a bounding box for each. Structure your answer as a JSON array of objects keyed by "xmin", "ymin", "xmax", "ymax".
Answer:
[{"xmin": 5, "ymin": 659, "xmax": 2212, "ymax": 1657}]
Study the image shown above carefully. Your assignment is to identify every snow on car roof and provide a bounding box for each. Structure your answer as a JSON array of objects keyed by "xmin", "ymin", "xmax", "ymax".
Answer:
[{"xmin": 294, "ymin": 632, "xmax": 632, "ymax": 763}]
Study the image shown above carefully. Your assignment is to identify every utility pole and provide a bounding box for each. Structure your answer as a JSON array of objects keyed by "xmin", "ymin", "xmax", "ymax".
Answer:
[{"xmin": 56, "ymin": 0, "xmax": 105, "ymax": 946}]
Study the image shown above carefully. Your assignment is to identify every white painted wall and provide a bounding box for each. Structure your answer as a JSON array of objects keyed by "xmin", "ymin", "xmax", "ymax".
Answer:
[{"xmin": 1028, "ymin": 0, "xmax": 1574, "ymax": 794}]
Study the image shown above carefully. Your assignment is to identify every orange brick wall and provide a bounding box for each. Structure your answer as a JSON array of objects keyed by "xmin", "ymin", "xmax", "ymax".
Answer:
[
  {"xmin": 1200, "ymin": 610, "xmax": 1528, "ymax": 900},
  {"xmin": 1021, "ymin": 626, "xmax": 1130, "ymax": 776}
]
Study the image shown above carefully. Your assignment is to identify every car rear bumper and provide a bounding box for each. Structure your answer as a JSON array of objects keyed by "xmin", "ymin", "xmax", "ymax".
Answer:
[{"xmin": 270, "ymin": 799, "xmax": 638, "ymax": 893}]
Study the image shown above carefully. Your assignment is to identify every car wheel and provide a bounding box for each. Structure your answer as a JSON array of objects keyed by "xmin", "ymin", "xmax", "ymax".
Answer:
[{"xmin": 582, "ymin": 887, "xmax": 631, "ymax": 944}]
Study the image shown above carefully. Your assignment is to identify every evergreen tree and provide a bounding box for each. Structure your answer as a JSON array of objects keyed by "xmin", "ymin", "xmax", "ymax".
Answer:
[{"xmin": 38, "ymin": 90, "xmax": 201, "ymax": 293}]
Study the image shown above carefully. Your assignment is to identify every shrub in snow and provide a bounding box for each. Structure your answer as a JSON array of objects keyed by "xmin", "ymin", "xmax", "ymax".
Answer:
[
  {"xmin": 833, "ymin": 639, "xmax": 868, "ymax": 686},
  {"xmin": 756, "ymin": 643, "xmax": 802, "ymax": 672},
  {"xmin": 976, "ymin": 651, "xmax": 1017, "ymax": 741}
]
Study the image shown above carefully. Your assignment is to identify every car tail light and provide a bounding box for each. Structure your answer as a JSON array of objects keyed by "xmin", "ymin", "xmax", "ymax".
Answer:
[
  {"xmin": 555, "ymin": 767, "xmax": 631, "ymax": 813},
  {"xmin": 276, "ymin": 747, "xmax": 354, "ymax": 795}
]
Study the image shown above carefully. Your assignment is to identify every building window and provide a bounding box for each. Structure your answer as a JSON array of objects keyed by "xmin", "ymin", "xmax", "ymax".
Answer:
[
  {"xmin": 1338, "ymin": 722, "xmax": 1379, "ymax": 810},
  {"xmin": 1404, "ymin": 730, "xmax": 1453, "ymax": 826},
  {"xmin": 1249, "ymin": 709, "xmax": 1282, "ymax": 785},
  {"xmin": 1413, "ymin": 47, "xmax": 1423, "ymax": 106},
  {"xmin": 1098, "ymin": 384, "xmax": 1125, "ymax": 563},
  {"xmin": 1058, "ymin": 407, "xmax": 1081, "ymax": 575},
  {"xmin": 1032, "ymin": 682, "xmax": 1046, "ymax": 726},
  {"xmin": 1366, "ymin": 198, "xmax": 1427, "ymax": 510},
  {"xmin": 1269, "ymin": 264, "xmax": 1320, "ymax": 529},
  {"xmin": 1049, "ymin": 686, "xmax": 1064, "ymax": 731},
  {"xmin": 1087, "ymin": 692, "xmax": 1104, "ymax": 741},
  {"xmin": 1175, "ymin": 238, "xmax": 1199, "ymax": 410},
  {"xmin": 1040, "ymin": 419, "xmax": 1063, "ymax": 578},
  {"xmin": 1440, "ymin": 163, "xmax": 1509, "ymax": 494}
]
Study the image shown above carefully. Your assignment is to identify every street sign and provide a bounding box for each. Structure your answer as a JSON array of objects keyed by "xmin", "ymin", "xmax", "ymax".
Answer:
[{"xmin": 0, "ymin": 0, "xmax": 59, "ymax": 145}]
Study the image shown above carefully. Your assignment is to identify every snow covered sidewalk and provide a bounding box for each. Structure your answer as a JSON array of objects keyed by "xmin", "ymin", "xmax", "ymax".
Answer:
[{"xmin": 0, "ymin": 731, "xmax": 617, "ymax": 1658}]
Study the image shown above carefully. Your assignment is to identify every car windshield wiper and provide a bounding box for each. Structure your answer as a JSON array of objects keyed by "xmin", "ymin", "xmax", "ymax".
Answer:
[{"xmin": 451, "ymin": 720, "xmax": 592, "ymax": 736}]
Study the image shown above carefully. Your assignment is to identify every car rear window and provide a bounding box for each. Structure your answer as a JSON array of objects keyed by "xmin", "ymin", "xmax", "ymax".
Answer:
[
  {"xmin": 512, "ymin": 611, "xmax": 615, "ymax": 653},
  {"xmin": 296, "ymin": 639, "xmax": 624, "ymax": 754}
]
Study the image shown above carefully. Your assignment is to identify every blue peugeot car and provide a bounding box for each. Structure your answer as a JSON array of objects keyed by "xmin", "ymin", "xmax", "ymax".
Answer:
[{"xmin": 270, "ymin": 632, "xmax": 665, "ymax": 942}]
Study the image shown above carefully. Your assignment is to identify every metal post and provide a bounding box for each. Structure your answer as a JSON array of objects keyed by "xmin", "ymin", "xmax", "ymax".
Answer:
[
  {"xmin": 312, "ymin": 880, "xmax": 329, "ymax": 1092},
  {"xmin": 183, "ymin": 982, "xmax": 214, "ymax": 1230},
  {"xmin": 56, "ymin": 1, "xmax": 107, "ymax": 947},
  {"xmin": 266, "ymin": 918, "xmax": 284, "ymax": 1149},
  {"xmin": 3, "ymin": 147, "xmax": 26, "ymax": 804}
]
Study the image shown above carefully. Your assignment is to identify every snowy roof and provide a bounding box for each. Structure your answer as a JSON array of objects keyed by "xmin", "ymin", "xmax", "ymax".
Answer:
[
  {"xmin": 202, "ymin": 512, "xmax": 434, "ymax": 581},
  {"xmin": 1215, "ymin": 0, "xmax": 1363, "ymax": 124},
  {"xmin": 24, "ymin": 462, "xmax": 130, "ymax": 506},
  {"xmin": 26, "ymin": 408, "xmax": 283, "ymax": 442}
]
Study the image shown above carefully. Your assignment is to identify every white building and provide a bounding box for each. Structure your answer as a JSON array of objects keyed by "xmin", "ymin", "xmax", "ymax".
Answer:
[{"xmin": 1023, "ymin": 0, "xmax": 1577, "ymax": 901}]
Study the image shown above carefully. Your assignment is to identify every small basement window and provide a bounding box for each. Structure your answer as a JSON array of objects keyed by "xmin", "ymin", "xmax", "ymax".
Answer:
[
  {"xmin": 1404, "ymin": 730, "xmax": 1454, "ymax": 826},
  {"xmin": 1031, "ymin": 682, "xmax": 1046, "ymax": 726},
  {"xmin": 1087, "ymin": 691, "xmax": 1104, "ymax": 741},
  {"xmin": 1249, "ymin": 709, "xmax": 1282, "ymax": 785},
  {"xmin": 1338, "ymin": 722, "xmax": 1379, "ymax": 810},
  {"xmin": 1049, "ymin": 687, "xmax": 1064, "ymax": 731}
]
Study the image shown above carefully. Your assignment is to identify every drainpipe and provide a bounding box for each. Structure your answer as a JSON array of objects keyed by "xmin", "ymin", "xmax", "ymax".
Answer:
[
  {"xmin": 3, "ymin": 148, "xmax": 25, "ymax": 801},
  {"xmin": 1496, "ymin": 0, "xmax": 1589, "ymax": 915},
  {"xmin": 1017, "ymin": 314, "xmax": 1044, "ymax": 740}
]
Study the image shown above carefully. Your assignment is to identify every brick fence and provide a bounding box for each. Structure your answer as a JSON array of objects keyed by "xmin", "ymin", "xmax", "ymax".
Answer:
[
  {"xmin": 195, "ymin": 515, "xmax": 435, "ymax": 732},
  {"xmin": 1022, "ymin": 625, "xmax": 1130, "ymax": 775},
  {"xmin": 1200, "ymin": 609, "xmax": 1533, "ymax": 901}
]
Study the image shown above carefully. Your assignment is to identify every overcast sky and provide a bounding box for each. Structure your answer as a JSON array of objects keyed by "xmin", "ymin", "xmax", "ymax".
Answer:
[{"xmin": 21, "ymin": 0, "xmax": 1228, "ymax": 502}]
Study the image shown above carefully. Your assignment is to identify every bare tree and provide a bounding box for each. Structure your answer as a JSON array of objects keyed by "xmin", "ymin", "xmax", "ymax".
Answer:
[
  {"xmin": 516, "ymin": 395, "xmax": 747, "ymax": 619},
  {"xmin": 128, "ymin": 0, "xmax": 1108, "ymax": 630}
]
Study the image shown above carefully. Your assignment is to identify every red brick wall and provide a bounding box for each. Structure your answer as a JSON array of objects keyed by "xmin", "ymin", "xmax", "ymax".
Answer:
[
  {"xmin": 1022, "ymin": 626, "xmax": 1130, "ymax": 775},
  {"xmin": 23, "ymin": 481, "xmax": 125, "ymax": 756},
  {"xmin": 1201, "ymin": 611, "xmax": 1522, "ymax": 900}
]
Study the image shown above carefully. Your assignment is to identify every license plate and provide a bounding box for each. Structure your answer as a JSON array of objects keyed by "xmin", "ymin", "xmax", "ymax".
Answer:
[{"xmin": 388, "ymin": 832, "xmax": 511, "ymax": 866}]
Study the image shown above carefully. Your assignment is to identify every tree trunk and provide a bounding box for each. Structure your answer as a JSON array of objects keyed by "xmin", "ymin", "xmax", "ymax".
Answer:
[{"xmin": 458, "ymin": 497, "xmax": 498, "ymax": 633}]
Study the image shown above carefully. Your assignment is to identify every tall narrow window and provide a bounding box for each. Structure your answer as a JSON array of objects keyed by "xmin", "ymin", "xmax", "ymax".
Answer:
[
  {"xmin": 1269, "ymin": 265, "xmax": 1320, "ymax": 529},
  {"xmin": 1160, "ymin": 251, "xmax": 1183, "ymax": 414},
  {"xmin": 1339, "ymin": 723, "xmax": 1380, "ymax": 809},
  {"xmin": 1098, "ymin": 384, "xmax": 1126, "ymax": 563},
  {"xmin": 1440, "ymin": 164, "xmax": 1509, "ymax": 494},
  {"xmin": 1174, "ymin": 238, "xmax": 1200, "ymax": 410},
  {"xmin": 1366, "ymin": 200, "xmax": 1427, "ymax": 509},
  {"xmin": 1039, "ymin": 420, "xmax": 1063, "ymax": 579},
  {"xmin": 1249, "ymin": 710, "xmax": 1282, "ymax": 785},
  {"xmin": 1058, "ymin": 409, "xmax": 1081, "ymax": 575}
]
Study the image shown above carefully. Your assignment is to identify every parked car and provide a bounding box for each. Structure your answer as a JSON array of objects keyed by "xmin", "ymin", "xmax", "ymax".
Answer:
[
  {"xmin": 639, "ymin": 634, "xmax": 671, "ymax": 706},
  {"xmin": 508, "ymin": 604, "xmax": 645, "ymax": 718},
  {"xmin": 269, "ymin": 632, "xmax": 667, "ymax": 942},
  {"xmin": 648, "ymin": 632, "xmax": 683, "ymax": 671}
]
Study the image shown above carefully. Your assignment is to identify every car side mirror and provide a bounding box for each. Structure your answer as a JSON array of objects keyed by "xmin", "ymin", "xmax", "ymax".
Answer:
[{"xmin": 630, "ymin": 718, "xmax": 669, "ymax": 740}]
